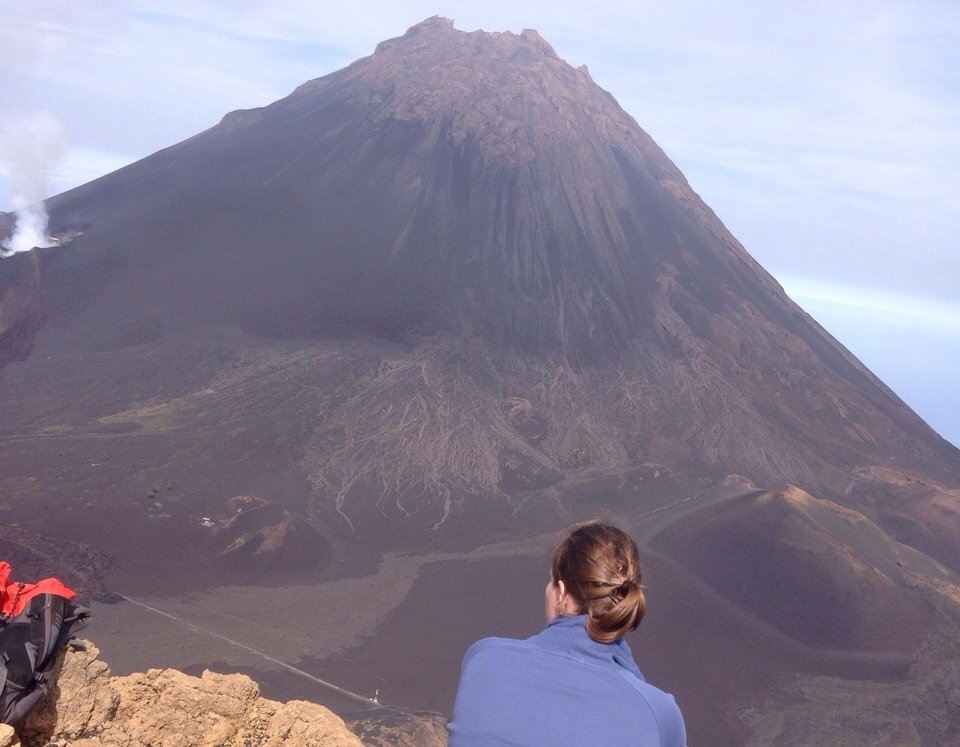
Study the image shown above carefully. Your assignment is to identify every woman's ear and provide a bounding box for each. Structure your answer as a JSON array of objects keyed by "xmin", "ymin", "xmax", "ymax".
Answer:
[
  {"xmin": 557, "ymin": 579, "xmax": 580, "ymax": 615},
  {"xmin": 556, "ymin": 579, "xmax": 580, "ymax": 615}
]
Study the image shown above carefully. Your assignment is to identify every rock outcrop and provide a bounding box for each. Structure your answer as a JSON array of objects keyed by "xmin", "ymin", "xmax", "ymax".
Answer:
[{"xmin": 9, "ymin": 641, "xmax": 364, "ymax": 747}]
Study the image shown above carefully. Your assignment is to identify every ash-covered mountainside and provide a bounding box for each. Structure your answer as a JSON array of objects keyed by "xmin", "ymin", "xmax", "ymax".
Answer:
[
  {"xmin": 1, "ymin": 17, "xmax": 957, "ymax": 555},
  {"xmin": 41, "ymin": 18, "xmax": 837, "ymax": 361}
]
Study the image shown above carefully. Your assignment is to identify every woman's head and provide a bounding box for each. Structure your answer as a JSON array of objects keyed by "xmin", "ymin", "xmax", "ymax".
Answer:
[{"xmin": 547, "ymin": 521, "xmax": 646, "ymax": 643}]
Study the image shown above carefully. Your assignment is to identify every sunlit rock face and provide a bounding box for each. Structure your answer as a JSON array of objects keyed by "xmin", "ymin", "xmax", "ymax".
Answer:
[{"xmin": 14, "ymin": 641, "xmax": 365, "ymax": 747}]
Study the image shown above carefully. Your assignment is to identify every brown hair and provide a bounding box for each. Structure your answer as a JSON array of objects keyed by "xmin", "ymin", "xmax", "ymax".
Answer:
[{"xmin": 551, "ymin": 521, "xmax": 646, "ymax": 643}]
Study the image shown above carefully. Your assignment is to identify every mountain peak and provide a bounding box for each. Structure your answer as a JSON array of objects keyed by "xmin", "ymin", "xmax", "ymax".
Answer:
[
  {"xmin": 311, "ymin": 16, "xmax": 574, "ymax": 137},
  {"xmin": 256, "ymin": 16, "xmax": 705, "ymax": 360},
  {"xmin": 381, "ymin": 17, "xmax": 559, "ymax": 58}
]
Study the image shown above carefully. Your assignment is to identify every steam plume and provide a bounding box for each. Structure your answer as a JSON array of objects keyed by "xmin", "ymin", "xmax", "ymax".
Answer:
[{"xmin": 1, "ymin": 111, "xmax": 67, "ymax": 256}]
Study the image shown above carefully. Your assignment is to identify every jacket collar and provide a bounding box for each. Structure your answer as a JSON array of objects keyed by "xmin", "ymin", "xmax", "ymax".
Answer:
[{"xmin": 532, "ymin": 614, "xmax": 644, "ymax": 680}]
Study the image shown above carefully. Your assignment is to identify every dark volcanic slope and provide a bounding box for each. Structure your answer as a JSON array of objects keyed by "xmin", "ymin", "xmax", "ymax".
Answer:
[
  {"xmin": 2, "ymin": 17, "xmax": 958, "ymax": 551},
  {"xmin": 0, "ymin": 250, "xmax": 43, "ymax": 366},
  {"xmin": 0, "ymin": 14, "xmax": 956, "ymax": 553},
  {"xmin": 651, "ymin": 485, "xmax": 936, "ymax": 653}
]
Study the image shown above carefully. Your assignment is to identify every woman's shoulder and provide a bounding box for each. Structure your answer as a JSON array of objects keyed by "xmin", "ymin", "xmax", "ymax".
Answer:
[
  {"xmin": 461, "ymin": 635, "xmax": 527, "ymax": 666},
  {"xmin": 623, "ymin": 676, "xmax": 687, "ymax": 746}
]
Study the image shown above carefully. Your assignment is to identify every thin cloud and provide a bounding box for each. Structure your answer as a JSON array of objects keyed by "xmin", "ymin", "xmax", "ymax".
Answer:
[{"xmin": 782, "ymin": 275, "xmax": 960, "ymax": 330}]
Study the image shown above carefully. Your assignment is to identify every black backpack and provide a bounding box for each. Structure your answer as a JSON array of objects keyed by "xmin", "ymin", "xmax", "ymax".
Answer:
[{"xmin": 0, "ymin": 591, "xmax": 89, "ymax": 725}]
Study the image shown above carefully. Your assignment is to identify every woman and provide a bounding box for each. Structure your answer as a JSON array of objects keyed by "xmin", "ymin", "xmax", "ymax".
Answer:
[{"xmin": 447, "ymin": 521, "xmax": 686, "ymax": 746}]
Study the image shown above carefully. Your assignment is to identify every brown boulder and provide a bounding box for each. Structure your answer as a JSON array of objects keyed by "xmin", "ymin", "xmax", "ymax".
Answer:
[{"xmin": 14, "ymin": 641, "xmax": 363, "ymax": 747}]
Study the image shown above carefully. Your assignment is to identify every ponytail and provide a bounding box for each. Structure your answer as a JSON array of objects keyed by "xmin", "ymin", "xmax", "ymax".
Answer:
[
  {"xmin": 585, "ymin": 576, "xmax": 646, "ymax": 643},
  {"xmin": 551, "ymin": 521, "xmax": 646, "ymax": 643}
]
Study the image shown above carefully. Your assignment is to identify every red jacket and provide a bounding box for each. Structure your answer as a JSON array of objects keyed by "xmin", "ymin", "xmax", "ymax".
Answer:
[{"xmin": 0, "ymin": 561, "xmax": 76, "ymax": 617}]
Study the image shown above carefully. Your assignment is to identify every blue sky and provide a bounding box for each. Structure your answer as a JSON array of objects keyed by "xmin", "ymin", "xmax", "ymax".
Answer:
[{"xmin": 1, "ymin": 0, "xmax": 958, "ymax": 447}]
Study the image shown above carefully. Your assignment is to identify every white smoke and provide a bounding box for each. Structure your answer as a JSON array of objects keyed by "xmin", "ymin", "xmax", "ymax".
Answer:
[{"xmin": 1, "ymin": 111, "xmax": 67, "ymax": 257}]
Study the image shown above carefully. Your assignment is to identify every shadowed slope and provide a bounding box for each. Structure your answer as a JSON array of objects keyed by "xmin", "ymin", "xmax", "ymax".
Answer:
[
  {"xmin": 651, "ymin": 485, "xmax": 940, "ymax": 652},
  {"xmin": 0, "ymin": 251, "xmax": 43, "ymax": 366}
]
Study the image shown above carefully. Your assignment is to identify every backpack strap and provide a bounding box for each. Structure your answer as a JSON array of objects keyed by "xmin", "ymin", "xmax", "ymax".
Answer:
[
  {"xmin": 0, "ymin": 650, "xmax": 8, "ymax": 699},
  {"xmin": 29, "ymin": 595, "xmax": 68, "ymax": 675}
]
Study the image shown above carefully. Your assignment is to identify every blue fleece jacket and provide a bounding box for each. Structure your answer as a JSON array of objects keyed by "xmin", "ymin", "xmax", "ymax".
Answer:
[{"xmin": 447, "ymin": 615, "xmax": 686, "ymax": 746}]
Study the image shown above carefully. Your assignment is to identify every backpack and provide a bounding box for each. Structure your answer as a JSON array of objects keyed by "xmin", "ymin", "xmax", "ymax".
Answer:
[{"xmin": 0, "ymin": 561, "xmax": 89, "ymax": 726}]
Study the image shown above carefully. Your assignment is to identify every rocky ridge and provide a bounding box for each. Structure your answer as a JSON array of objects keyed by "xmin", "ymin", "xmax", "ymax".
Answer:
[{"xmin": 2, "ymin": 641, "xmax": 445, "ymax": 747}]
